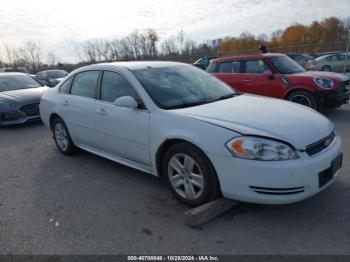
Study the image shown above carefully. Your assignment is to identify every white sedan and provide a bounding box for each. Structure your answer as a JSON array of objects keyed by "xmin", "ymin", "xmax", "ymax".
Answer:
[{"xmin": 40, "ymin": 62, "xmax": 343, "ymax": 206}]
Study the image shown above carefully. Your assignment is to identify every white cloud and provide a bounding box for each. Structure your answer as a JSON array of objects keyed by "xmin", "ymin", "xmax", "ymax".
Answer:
[{"xmin": 0, "ymin": 0, "xmax": 348, "ymax": 62}]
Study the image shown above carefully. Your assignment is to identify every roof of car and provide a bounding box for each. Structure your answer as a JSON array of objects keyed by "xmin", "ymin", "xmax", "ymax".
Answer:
[
  {"xmin": 79, "ymin": 61, "xmax": 188, "ymax": 71},
  {"xmin": 0, "ymin": 72, "xmax": 28, "ymax": 77},
  {"xmin": 212, "ymin": 53, "xmax": 286, "ymax": 63},
  {"xmin": 37, "ymin": 69, "xmax": 67, "ymax": 73}
]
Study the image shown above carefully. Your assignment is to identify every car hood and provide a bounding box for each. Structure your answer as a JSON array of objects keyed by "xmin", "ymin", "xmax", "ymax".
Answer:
[
  {"xmin": 289, "ymin": 71, "xmax": 349, "ymax": 81},
  {"xmin": 0, "ymin": 86, "xmax": 49, "ymax": 104},
  {"xmin": 171, "ymin": 94, "xmax": 334, "ymax": 149}
]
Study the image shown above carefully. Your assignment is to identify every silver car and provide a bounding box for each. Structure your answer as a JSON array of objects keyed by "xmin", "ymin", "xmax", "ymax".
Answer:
[{"xmin": 306, "ymin": 53, "xmax": 350, "ymax": 72}]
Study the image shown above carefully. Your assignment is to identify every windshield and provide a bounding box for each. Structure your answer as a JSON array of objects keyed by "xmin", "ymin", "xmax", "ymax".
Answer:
[
  {"xmin": 0, "ymin": 75, "xmax": 42, "ymax": 92},
  {"xmin": 46, "ymin": 70, "xmax": 67, "ymax": 79},
  {"xmin": 270, "ymin": 56, "xmax": 306, "ymax": 74},
  {"xmin": 133, "ymin": 65, "xmax": 237, "ymax": 109}
]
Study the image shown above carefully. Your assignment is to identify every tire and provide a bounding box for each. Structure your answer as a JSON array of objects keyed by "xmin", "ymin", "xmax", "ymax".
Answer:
[
  {"xmin": 52, "ymin": 117, "xmax": 78, "ymax": 155},
  {"xmin": 321, "ymin": 65, "xmax": 332, "ymax": 72},
  {"xmin": 287, "ymin": 91, "xmax": 318, "ymax": 110},
  {"xmin": 162, "ymin": 142, "xmax": 221, "ymax": 206}
]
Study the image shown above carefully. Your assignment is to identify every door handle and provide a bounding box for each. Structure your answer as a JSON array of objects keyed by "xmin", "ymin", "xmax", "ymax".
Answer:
[
  {"xmin": 96, "ymin": 108, "xmax": 107, "ymax": 116},
  {"xmin": 62, "ymin": 100, "xmax": 69, "ymax": 106},
  {"xmin": 243, "ymin": 79, "xmax": 251, "ymax": 82}
]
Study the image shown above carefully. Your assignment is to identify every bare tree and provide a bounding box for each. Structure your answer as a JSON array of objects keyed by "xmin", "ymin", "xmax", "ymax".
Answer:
[
  {"xmin": 47, "ymin": 51, "xmax": 58, "ymax": 65},
  {"xmin": 19, "ymin": 41, "xmax": 42, "ymax": 72},
  {"xmin": 147, "ymin": 29, "xmax": 159, "ymax": 57},
  {"xmin": 4, "ymin": 44, "xmax": 14, "ymax": 66},
  {"xmin": 183, "ymin": 39, "xmax": 197, "ymax": 56},
  {"xmin": 110, "ymin": 39, "xmax": 121, "ymax": 61},
  {"xmin": 161, "ymin": 37, "xmax": 178, "ymax": 55},
  {"xmin": 82, "ymin": 40, "xmax": 99, "ymax": 63},
  {"xmin": 177, "ymin": 30, "xmax": 185, "ymax": 54}
]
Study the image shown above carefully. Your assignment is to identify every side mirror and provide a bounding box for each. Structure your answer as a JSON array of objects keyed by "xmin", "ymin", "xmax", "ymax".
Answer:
[
  {"xmin": 263, "ymin": 70, "xmax": 273, "ymax": 77},
  {"xmin": 113, "ymin": 96, "xmax": 138, "ymax": 109}
]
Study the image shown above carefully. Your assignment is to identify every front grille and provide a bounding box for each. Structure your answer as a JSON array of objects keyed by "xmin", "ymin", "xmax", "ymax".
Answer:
[
  {"xmin": 20, "ymin": 103, "xmax": 40, "ymax": 117},
  {"xmin": 305, "ymin": 132, "xmax": 336, "ymax": 157},
  {"xmin": 249, "ymin": 186, "xmax": 305, "ymax": 195},
  {"xmin": 0, "ymin": 112, "xmax": 21, "ymax": 121}
]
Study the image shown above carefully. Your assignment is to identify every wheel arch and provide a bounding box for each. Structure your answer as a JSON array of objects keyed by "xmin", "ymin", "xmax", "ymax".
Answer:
[
  {"xmin": 283, "ymin": 87, "xmax": 316, "ymax": 100},
  {"xmin": 155, "ymin": 138, "xmax": 212, "ymax": 179},
  {"xmin": 49, "ymin": 113, "xmax": 63, "ymax": 131}
]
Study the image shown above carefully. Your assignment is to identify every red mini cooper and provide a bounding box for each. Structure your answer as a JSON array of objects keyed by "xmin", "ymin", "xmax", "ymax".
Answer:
[{"xmin": 207, "ymin": 53, "xmax": 349, "ymax": 110}]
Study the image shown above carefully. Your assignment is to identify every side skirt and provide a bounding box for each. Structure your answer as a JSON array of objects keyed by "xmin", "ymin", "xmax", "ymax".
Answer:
[{"xmin": 76, "ymin": 143, "xmax": 154, "ymax": 175}]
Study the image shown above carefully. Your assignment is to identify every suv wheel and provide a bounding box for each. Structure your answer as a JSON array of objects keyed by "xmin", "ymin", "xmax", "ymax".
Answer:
[
  {"xmin": 162, "ymin": 142, "xmax": 220, "ymax": 206},
  {"xmin": 52, "ymin": 118, "xmax": 77, "ymax": 155},
  {"xmin": 287, "ymin": 91, "xmax": 318, "ymax": 110}
]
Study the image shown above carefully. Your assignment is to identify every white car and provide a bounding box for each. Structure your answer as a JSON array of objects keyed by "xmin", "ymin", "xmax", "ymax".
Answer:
[{"xmin": 40, "ymin": 62, "xmax": 343, "ymax": 206}]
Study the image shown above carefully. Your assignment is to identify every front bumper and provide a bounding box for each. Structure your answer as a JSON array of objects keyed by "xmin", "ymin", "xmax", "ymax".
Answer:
[
  {"xmin": 0, "ymin": 109, "xmax": 40, "ymax": 126},
  {"xmin": 208, "ymin": 134, "xmax": 343, "ymax": 204},
  {"xmin": 317, "ymin": 91, "xmax": 350, "ymax": 108},
  {"xmin": 317, "ymin": 81, "xmax": 350, "ymax": 108}
]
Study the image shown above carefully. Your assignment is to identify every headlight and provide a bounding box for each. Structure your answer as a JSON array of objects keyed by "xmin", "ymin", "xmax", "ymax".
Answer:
[
  {"xmin": 225, "ymin": 136, "xmax": 298, "ymax": 161},
  {"xmin": 313, "ymin": 77, "xmax": 333, "ymax": 89}
]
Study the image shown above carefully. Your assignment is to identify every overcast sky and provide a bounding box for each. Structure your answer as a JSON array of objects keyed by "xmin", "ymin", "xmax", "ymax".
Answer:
[{"xmin": 0, "ymin": 0, "xmax": 349, "ymax": 63}]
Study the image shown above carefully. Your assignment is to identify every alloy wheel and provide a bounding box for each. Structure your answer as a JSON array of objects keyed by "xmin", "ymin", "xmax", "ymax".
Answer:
[
  {"xmin": 167, "ymin": 154, "xmax": 204, "ymax": 201},
  {"xmin": 54, "ymin": 122, "xmax": 69, "ymax": 151},
  {"xmin": 289, "ymin": 94, "xmax": 312, "ymax": 107}
]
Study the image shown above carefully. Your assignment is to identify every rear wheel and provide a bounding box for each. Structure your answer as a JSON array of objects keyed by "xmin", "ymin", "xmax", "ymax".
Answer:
[
  {"xmin": 162, "ymin": 142, "xmax": 220, "ymax": 206},
  {"xmin": 287, "ymin": 91, "xmax": 318, "ymax": 110},
  {"xmin": 52, "ymin": 118, "xmax": 78, "ymax": 155}
]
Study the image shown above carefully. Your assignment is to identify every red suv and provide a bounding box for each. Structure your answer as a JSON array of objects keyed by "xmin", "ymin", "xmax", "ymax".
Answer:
[{"xmin": 207, "ymin": 53, "xmax": 349, "ymax": 109}]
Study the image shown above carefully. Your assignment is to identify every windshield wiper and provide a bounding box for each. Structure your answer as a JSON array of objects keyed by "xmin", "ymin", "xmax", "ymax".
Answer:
[
  {"xmin": 167, "ymin": 101, "xmax": 211, "ymax": 109},
  {"xmin": 209, "ymin": 93, "xmax": 239, "ymax": 103}
]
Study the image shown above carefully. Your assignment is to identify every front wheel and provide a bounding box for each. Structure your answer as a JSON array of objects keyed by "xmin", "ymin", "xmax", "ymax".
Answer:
[
  {"xmin": 287, "ymin": 91, "xmax": 318, "ymax": 110},
  {"xmin": 162, "ymin": 142, "xmax": 220, "ymax": 206},
  {"xmin": 52, "ymin": 118, "xmax": 78, "ymax": 155}
]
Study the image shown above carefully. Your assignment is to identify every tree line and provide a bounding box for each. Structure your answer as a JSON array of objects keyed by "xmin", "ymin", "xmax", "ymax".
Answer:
[
  {"xmin": 0, "ymin": 16, "xmax": 349, "ymax": 73},
  {"xmin": 219, "ymin": 17, "xmax": 349, "ymax": 55}
]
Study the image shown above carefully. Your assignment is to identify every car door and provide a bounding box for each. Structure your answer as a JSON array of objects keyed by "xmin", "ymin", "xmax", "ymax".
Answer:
[
  {"xmin": 58, "ymin": 71, "xmax": 100, "ymax": 147},
  {"xmin": 211, "ymin": 60, "xmax": 243, "ymax": 91},
  {"xmin": 93, "ymin": 70, "xmax": 150, "ymax": 166},
  {"xmin": 242, "ymin": 59, "xmax": 277, "ymax": 97}
]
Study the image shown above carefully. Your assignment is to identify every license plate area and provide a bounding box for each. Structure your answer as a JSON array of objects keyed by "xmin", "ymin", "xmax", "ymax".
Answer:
[{"xmin": 319, "ymin": 153, "xmax": 343, "ymax": 188}]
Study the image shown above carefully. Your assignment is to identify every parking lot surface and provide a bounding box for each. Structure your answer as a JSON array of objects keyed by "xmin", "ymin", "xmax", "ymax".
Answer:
[{"xmin": 0, "ymin": 104, "xmax": 349, "ymax": 255}]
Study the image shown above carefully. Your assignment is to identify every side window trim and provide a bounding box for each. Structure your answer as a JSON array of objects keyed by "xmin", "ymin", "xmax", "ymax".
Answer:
[
  {"xmin": 98, "ymin": 70, "xmax": 148, "ymax": 111},
  {"xmin": 58, "ymin": 77, "xmax": 73, "ymax": 94},
  {"xmin": 68, "ymin": 70, "xmax": 102, "ymax": 99}
]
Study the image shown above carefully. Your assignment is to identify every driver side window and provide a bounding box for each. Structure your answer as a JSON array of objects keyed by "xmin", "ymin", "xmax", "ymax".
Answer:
[
  {"xmin": 100, "ymin": 71, "xmax": 140, "ymax": 103},
  {"xmin": 244, "ymin": 59, "xmax": 270, "ymax": 74}
]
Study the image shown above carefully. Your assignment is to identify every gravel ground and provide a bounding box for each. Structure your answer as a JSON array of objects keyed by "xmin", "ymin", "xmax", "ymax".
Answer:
[{"xmin": 0, "ymin": 104, "xmax": 349, "ymax": 255}]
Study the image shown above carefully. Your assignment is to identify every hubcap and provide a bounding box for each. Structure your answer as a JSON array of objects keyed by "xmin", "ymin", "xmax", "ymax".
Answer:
[
  {"xmin": 168, "ymin": 154, "xmax": 204, "ymax": 201},
  {"xmin": 55, "ymin": 122, "xmax": 69, "ymax": 151},
  {"xmin": 289, "ymin": 95, "xmax": 312, "ymax": 107}
]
